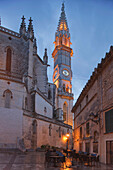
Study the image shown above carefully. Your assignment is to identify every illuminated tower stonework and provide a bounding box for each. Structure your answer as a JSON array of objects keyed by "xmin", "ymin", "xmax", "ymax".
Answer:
[{"xmin": 52, "ymin": 3, "xmax": 74, "ymax": 127}]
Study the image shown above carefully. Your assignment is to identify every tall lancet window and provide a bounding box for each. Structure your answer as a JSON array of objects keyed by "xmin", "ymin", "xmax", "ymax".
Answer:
[
  {"xmin": 6, "ymin": 48, "xmax": 12, "ymax": 72},
  {"xmin": 63, "ymin": 102, "xmax": 68, "ymax": 121},
  {"xmin": 32, "ymin": 120, "xmax": 37, "ymax": 134},
  {"xmin": 3, "ymin": 89, "xmax": 13, "ymax": 108}
]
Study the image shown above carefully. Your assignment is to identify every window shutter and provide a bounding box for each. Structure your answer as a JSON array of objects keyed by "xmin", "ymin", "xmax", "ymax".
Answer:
[
  {"xmin": 110, "ymin": 109, "xmax": 113, "ymax": 132},
  {"xmin": 105, "ymin": 109, "xmax": 113, "ymax": 133}
]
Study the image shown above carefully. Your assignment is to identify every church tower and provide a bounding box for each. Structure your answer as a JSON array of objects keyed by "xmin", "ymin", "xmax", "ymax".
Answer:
[{"xmin": 52, "ymin": 3, "xmax": 74, "ymax": 127}]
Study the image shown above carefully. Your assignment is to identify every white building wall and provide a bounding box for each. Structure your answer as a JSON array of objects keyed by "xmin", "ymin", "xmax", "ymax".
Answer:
[
  {"xmin": 0, "ymin": 108, "xmax": 23, "ymax": 148},
  {"xmin": 35, "ymin": 93, "xmax": 53, "ymax": 118}
]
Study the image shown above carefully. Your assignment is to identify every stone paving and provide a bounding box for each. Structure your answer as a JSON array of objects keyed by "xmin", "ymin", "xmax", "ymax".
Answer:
[{"xmin": 0, "ymin": 151, "xmax": 113, "ymax": 170}]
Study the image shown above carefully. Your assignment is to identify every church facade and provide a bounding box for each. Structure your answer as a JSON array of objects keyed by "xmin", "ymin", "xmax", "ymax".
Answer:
[{"xmin": 0, "ymin": 3, "xmax": 73, "ymax": 150}]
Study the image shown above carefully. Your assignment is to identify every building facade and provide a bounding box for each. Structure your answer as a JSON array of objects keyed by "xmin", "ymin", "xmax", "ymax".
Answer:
[
  {"xmin": 0, "ymin": 4, "xmax": 73, "ymax": 150},
  {"xmin": 72, "ymin": 46, "xmax": 113, "ymax": 164}
]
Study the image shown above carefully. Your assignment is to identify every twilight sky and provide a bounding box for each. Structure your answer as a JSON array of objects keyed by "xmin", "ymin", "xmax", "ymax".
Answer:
[{"xmin": 1, "ymin": 0, "xmax": 113, "ymax": 103}]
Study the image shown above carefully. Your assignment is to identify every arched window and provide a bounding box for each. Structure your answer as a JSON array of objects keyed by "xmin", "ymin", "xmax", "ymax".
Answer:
[
  {"xmin": 66, "ymin": 85, "xmax": 69, "ymax": 92},
  {"xmin": 48, "ymin": 90, "xmax": 51, "ymax": 99},
  {"xmin": 63, "ymin": 102, "xmax": 68, "ymax": 121},
  {"xmin": 3, "ymin": 89, "xmax": 13, "ymax": 108},
  {"xmin": 63, "ymin": 84, "xmax": 65, "ymax": 92},
  {"xmin": 6, "ymin": 48, "xmax": 12, "ymax": 72},
  {"xmin": 32, "ymin": 120, "xmax": 37, "ymax": 134}
]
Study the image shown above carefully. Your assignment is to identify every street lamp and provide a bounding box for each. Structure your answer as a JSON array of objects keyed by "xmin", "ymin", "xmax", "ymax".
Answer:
[
  {"xmin": 66, "ymin": 133, "xmax": 70, "ymax": 152},
  {"xmin": 89, "ymin": 112, "xmax": 100, "ymax": 124}
]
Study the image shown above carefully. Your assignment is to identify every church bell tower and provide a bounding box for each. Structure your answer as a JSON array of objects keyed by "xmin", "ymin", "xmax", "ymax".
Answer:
[{"xmin": 52, "ymin": 3, "xmax": 74, "ymax": 127}]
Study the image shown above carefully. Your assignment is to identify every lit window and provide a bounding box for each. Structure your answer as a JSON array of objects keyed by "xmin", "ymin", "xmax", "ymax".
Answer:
[
  {"xmin": 66, "ymin": 85, "xmax": 69, "ymax": 92},
  {"xmin": 63, "ymin": 84, "xmax": 65, "ymax": 92}
]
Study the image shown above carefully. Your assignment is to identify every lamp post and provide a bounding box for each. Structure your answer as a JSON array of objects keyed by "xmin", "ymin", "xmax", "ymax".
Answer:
[
  {"xmin": 89, "ymin": 112, "xmax": 100, "ymax": 124},
  {"xmin": 66, "ymin": 133, "xmax": 70, "ymax": 149},
  {"xmin": 66, "ymin": 133, "xmax": 70, "ymax": 157}
]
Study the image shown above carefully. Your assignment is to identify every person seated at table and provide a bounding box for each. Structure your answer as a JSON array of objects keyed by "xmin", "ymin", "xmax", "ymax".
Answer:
[{"xmin": 56, "ymin": 150, "xmax": 65, "ymax": 163}]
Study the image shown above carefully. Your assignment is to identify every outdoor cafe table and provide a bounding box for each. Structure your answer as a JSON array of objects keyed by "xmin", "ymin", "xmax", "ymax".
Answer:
[
  {"xmin": 49, "ymin": 155, "xmax": 63, "ymax": 167},
  {"xmin": 81, "ymin": 154, "xmax": 96, "ymax": 166},
  {"xmin": 75, "ymin": 153, "xmax": 96, "ymax": 166},
  {"xmin": 88, "ymin": 155, "xmax": 96, "ymax": 166}
]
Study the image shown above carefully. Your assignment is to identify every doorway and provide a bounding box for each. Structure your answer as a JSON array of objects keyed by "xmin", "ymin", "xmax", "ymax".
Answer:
[{"xmin": 106, "ymin": 141, "xmax": 113, "ymax": 164}]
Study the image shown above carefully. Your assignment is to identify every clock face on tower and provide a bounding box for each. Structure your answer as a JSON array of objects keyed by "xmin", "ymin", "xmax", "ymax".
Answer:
[{"xmin": 62, "ymin": 69, "xmax": 69, "ymax": 77}]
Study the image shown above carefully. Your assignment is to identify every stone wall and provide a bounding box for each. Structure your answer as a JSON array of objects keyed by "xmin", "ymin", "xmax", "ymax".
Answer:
[
  {"xmin": 0, "ymin": 108, "xmax": 23, "ymax": 148},
  {"xmin": 35, "ymin": 92, "xmax": 53, "ymax": 118},
  {"xmin": 73, "ymin": 47, "xmax": 113, "ymax": 164},
  {"xmin": 23, "ymin": 115, "xmax": 72, "ymax": 149},
  {"xmin": 0, "ymin": 31, "xmax": 28, "ymax": 76}
]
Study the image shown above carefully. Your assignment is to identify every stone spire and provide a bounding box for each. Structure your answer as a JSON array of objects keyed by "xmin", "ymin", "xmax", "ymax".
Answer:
[
  {"xmin": 54, "ymin": 3, "xmax": 71, "ymax": 47},
  {"xmin": 27, "ymin": 17, "xmax": 34, "ymax": 39},
  {"xmin": 43, "ymin": 48, "xmax": 48, "ymax": 64},
  {"xmin": 33, "ymin": 38, "xmax": 37, "ymax": 54},
  {"xmin": 57, "ymin": 3, "xmax": 69, "ymax": 33},
  {"xmin": 20, "ymin": 15, "xmax": 26, "ymax": 35}
]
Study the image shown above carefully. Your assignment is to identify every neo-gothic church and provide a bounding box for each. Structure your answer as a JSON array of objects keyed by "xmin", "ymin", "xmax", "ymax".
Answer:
[{"xmin": 0, "ymin": 3, "xmax": 73, "ymax": 149}]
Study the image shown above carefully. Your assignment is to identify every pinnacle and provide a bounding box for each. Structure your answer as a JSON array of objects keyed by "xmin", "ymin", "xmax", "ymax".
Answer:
[
  {"xmin": 20, "ymin": 15, "xmax": 26, "ymax": 29},
  {"xmin": 28, "ymin": 17, "xmax": 34, "ymax": 32},
  {"xmin": 44, "ymin": 48, "xmax": 47, "ymax": 56},
  {"xmin": 21, "ymin": 15, "xmax": 25, "ymax": 21},
  {"xmin": 61, "ymin": 2, "xmax": 64, "ymax": 12}
]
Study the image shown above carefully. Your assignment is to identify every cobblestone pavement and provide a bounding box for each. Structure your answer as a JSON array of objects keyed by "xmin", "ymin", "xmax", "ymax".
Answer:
[{"xmin": 0, "ymin": 151, "xmax": 113, "ymax": 170}]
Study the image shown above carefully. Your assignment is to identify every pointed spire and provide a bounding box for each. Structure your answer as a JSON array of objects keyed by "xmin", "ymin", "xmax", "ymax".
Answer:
[
  {"xmin": 27, "ymin": 17, "xmax": 34, "ymax": 39},
  {"xmin": 20, "ymin": 15, "xmax": 26, "ymax": 35},
  {"xmin": 43, "ymin": 48, "xmax": 48, "ymax": 64},
  {"xmin": 57, "ymin": 2, "xmax": 69, "ymax": 32},
  {"xmin": 54, "ymin": 3, "xmax": 71, "ymax": 48},
  {"xmin": 28, "ymin": 17, "xmax": 34, "ymax": 32}
]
